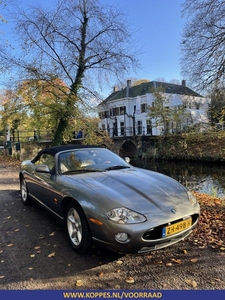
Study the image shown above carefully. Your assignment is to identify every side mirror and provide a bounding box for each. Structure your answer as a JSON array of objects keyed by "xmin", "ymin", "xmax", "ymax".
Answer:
[
  {"xmin": 124, "ymin": 157, "xmax": 130, "ymax": 163},
  {"xmin": 35, "ymin": 165, "xmax": 51, "ymax": 173}
]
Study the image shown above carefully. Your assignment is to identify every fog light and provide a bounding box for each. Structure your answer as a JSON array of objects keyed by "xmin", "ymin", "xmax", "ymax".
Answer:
[{"xmin": 115, "ymin": 232, "xmax": 129, "ymax": 243}]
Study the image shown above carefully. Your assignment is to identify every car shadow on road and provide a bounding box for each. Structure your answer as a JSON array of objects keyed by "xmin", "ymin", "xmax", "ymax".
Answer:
[{"xmin": 0, "ymin": 189, "xmax": 123, "ymax": 287}]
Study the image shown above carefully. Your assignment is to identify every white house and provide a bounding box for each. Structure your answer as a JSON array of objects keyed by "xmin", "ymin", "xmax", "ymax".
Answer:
[{"xmin": 98, "ymin": 80, "xmax": 210, "ymax": 137}]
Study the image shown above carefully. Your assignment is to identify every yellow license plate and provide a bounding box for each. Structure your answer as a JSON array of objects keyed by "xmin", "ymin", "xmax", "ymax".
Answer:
[{"xmin": 162, "ymin": 218, "xmax": 192, "ymax": 237}]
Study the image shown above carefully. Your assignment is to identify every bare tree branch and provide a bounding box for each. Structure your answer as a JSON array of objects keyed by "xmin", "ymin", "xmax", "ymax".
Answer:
[
  {"xmin": 0, "ymin": 0, "xmax": 140, "ymax": 145},
  {"xmin": 181, "ymin": 0, "xmax": 225, "ymax": 92}
]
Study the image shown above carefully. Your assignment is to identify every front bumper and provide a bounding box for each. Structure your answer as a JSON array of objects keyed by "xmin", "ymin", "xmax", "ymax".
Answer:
[{"xmin": 92, "ymin": 213, "xmax": 200, "ymax": 254}]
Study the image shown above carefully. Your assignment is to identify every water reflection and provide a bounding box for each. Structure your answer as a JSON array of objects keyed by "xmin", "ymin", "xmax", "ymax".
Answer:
[{"xmin": 132, "ymin": 159, "xmax": 225, "ymax": 198}]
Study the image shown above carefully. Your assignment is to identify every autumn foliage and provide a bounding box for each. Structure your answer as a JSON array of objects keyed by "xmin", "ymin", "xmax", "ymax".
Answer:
[{"xmin": 188, "ymin": 192, "xmax": 225, "ymax": 250}]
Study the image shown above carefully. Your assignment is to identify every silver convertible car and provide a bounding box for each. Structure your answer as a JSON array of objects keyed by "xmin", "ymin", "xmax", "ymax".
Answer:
[{"xmin": 19, "ymin": 145, "xmax": 200, "ymax": 254}]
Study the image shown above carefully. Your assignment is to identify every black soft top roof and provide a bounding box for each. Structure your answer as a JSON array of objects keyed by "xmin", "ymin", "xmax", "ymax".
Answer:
[{"xmin": 31, "ymin": 144, "xmax": 103, "ymax": 162}]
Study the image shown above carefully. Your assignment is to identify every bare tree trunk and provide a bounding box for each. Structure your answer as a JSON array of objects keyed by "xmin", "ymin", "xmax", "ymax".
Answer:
[
  {"xmin": 53, "ymin": 6, "xmax": 88, "ymax": 145},
  {"xmin": 0, "ymin": 0, "xmax": 139, "ymax": 146}
]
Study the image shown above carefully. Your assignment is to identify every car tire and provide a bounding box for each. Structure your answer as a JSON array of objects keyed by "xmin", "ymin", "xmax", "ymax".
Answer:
[
  {"xmin": 20, "ymin": 177, "xmax": 32, "ymax": 205},
  {"xmin": 66, "ymin": 202, "xmax": 92, "ymax": 254}
]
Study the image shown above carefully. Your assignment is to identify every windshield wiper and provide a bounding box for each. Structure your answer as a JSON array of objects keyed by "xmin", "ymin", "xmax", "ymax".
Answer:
[
  {"xmin": 104, "ymin": 165, "xmax": 130, "ymax": 171},
  {"xmin": 62, "ymin": 168, "xmax": 99, "ymax": 174}
]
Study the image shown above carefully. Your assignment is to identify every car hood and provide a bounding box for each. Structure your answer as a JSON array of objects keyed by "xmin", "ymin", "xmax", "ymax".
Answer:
[{"xmin": 65, "ymin": 168, "xmax": 192, "ymax": 214}]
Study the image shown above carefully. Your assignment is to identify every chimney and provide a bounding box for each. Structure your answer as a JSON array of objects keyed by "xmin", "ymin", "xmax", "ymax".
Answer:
[
  {"xmin": 182, "ymin": 80, "xmax": 186, "ymax": 87},
  {"xmin": 126, "ymin": 79, "xmax": 131, "ymax": 97},
  {"xmin": 113, "ymin": 86, "xmax": 118, "ymax": 92}
]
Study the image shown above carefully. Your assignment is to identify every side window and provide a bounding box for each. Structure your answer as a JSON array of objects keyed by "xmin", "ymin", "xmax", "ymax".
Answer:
[{"xmin": 35, "ymin": 153, "xmax": 55, "ymax": 170}]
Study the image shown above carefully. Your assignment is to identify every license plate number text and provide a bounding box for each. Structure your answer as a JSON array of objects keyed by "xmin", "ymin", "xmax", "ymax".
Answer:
[{"xmin": 162, "ymin": 218, "xmax": 192, "ymax": 237}]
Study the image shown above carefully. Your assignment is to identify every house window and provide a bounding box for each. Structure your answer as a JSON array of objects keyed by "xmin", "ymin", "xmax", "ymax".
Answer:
[
  {"xmin": 165, "ymin": 121, "xmax": 170, "ymax": 134},
  {"xmin": 119, "ymin": 106, "xmax": 126, "ymax": 115},
  {"xmin": 112, "ymin": 107, "xmax": 119, "ymax": 116},
  {"xmin": 141, "ymin": 103, "xmax": 147, "ymax": 113},
  {"xmin": 113, "ymin": 122, "xmax": 118, "ymax": 136},
  {"xmin": 120, "ymin": 122, "xmax": 125, "ymax": 136},
  {"xmin": 107, "ymin": 124, "xmax": 110, "ymax": 135},
  {"xmin": 102, "ymin": 124, "xmax": 106, "ymax": 131},
  {"xmin": 137, "ymin": 121, "xmax": 142, "ymax": 135},
  {"xmin": 105, "ymin": 111, "xmax": 110, "ymax": 118},
  {"xmin": 99, "ymin": 112, "xmax": 105, "ymax": 119},
  {"xmin": 99, "ymin": 111, "xmax": 110, "ymax": 119},
  {"xmin": 146, "ymin": 119, "xmax": 152, "ymax": 135}
]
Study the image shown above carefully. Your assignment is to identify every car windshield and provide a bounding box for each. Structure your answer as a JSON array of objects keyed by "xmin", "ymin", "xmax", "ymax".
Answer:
[{"xmin": 58, "ymin": 148, "xmax": 131, "ymax": 174}]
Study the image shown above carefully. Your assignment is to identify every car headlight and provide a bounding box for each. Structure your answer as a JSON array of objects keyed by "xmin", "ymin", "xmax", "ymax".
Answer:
[
  {"xmin": 187, "ymin": 191, "xmax": 198, "ymax": 207},
  {"xmin": 107, "ymin": 207, "xmax": 146, "ymax": 224}
]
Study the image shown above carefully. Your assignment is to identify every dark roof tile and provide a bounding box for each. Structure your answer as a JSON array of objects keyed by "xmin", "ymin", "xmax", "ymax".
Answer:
[{"xmin": 100, "ymin": 81, "xmax": 202, "ymax": 105}]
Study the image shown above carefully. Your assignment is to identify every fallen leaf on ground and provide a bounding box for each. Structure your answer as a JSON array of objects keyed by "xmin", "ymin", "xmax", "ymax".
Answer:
[
  {"xmin": 114, "ymin": 285, "xmax": 121, "ymax": 289},
  {"xmin": 76, "ymin": 279, "xmax": 83, "ymax": 287},
  {"xmin": 125, "ymin": 277, "xmax": 135, "ymax": 283},
  {"xmin": 153, "ymin": 260, "xmax": 163, "ymax": 264},
  {"xmin": 185, "ymin": 279, "xmax": 197, "ymax": 288},
  {"xmin": 188, "ymin": 193, "xmax": 225, "ymax": 250},
  {"xmin": 166, "ymin": 263, "xmax": 173, "ymax": 267},
  {"xmin": 34, "ymin": 246, "xmax": 41, "ymax": 250},
  {"xmin": 48, "ymin": 252, "xmax": 56, "ymax": 258},
  {"xmin": 170, "ymin": 258, "xmax": 181, "ymax": 264}
]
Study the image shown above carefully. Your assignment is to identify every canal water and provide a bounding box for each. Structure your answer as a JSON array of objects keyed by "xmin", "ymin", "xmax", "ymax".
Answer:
[{"xmin": 132, "ymin": 159, "xmax": 225, "ymax": 198}]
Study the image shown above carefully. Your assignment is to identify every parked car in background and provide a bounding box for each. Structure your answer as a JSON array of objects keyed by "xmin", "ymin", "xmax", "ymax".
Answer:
[{"xmin": 19, "ymin": 145, "xmax": 200, "ymax": 254}]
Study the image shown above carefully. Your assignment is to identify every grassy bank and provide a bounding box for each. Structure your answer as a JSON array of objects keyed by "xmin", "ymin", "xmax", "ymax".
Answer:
[{"xmin": 154, "ymin": 131, "xmax": 225, "ymax": 162}]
